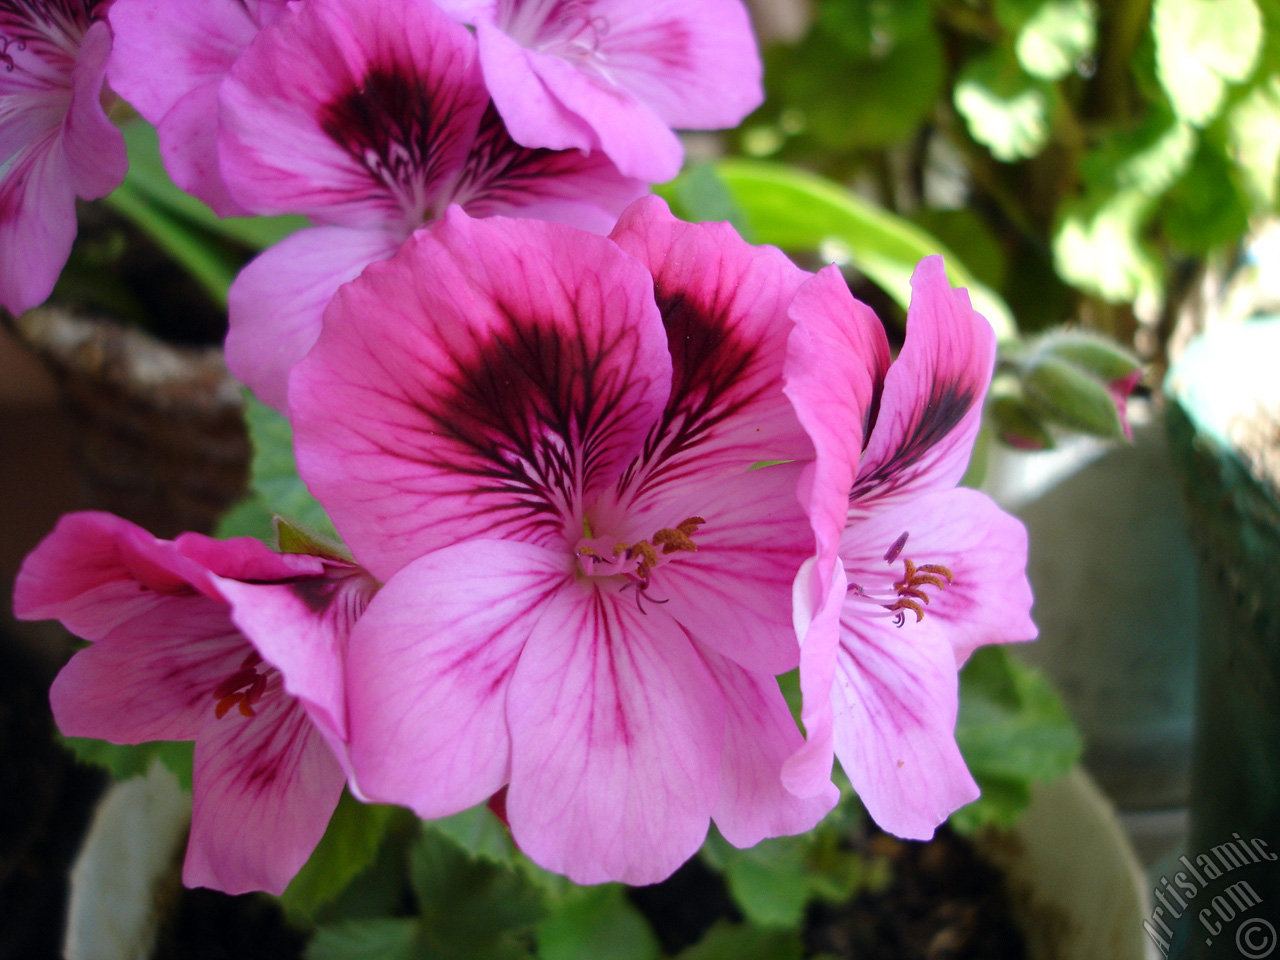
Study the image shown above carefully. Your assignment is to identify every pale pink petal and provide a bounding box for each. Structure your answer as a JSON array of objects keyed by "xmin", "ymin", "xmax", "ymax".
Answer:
[
  {"xmin": 185, "ymin": 693, "xmax": 345, "ymax": 895},
  {"xmin": 839, "ymin": 488, "xmax": 1037, "ymax": 665},
  {"xmin": 851, "ymin": 257, "xmax": 996, "ymax": 516},
  {"xmin": 212, "ymin": 565, "xmax": 377, "ymax": 746},
  {"xmin": 623, "ymin": 463, "xmax": 810, "ymax": 675},
  {"xmin": 291, "ymin": 209, "xmax": 671, "ymax": 579},
  {"xmin": 226, "ymin": 225, "xmax": 399, "ymax": 410},
  {"xmin": 446, "ymin": 103, "xmax": 647, "ymax": 233},
  {"xmin": 106, "ymin": 0, "xmax": 255, "ymax": 213},
  {"xmin": 785, "ymin": 265, "xmax": 890, "ymax": 605},
  {"xmin": 345, "ymin": 540, "xmax": 567, "ymax": 817},
  {"xmin": 62, "ymin": 22, "xmax": 126, "ymax": 199},
  {"xmin": 829, "ymin": 615, "xmax": 979, "ymax": 841},
  {"xmin": 782, "ymin": 554, "xmax": 845, "ymax": 799},
  {"xmin": 49, "ymin": 603, "xmax": 246, "ymax": 744},
  {"xmin": 585, "ymin": 0, "xmax": 763, "ymax": 130},
  {"xmin": 219, "ymin": 0, "xmax": 486, "ymax": 229},
  {"xmin": 477, "ymin": 23, "xmax": 682, "ymax": 182},
  {"xmin": 609, "ymin": 196, "xmax": 813, "ymax": 488},
  {"xmin": 0, "ymin": 139, "xmax": 76, "ymax": 314},
  {"xmin": 703, "ymin": 646, "xmax": 837, "ymax": 848},
  {"xmin": 505, "ymin": 582, "xmax": 724, "ymax": 885}
]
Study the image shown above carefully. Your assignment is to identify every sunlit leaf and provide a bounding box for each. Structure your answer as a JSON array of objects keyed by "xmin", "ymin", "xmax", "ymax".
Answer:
[
  {"xmin": 1154, "ymin": 0, "xmax": 1263, "ymax": 125},
  {"xmin": 1016, "ymin": 0, "xmax": 1097, "ymax": 81},
  {"xmin": 954, "ymin": 49, "xmax": 1051, "ymax": 162}
]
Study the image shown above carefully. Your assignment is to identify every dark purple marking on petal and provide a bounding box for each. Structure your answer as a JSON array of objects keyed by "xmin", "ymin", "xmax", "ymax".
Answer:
[
  {"xmin": 849, "ymin": 381, "xmax": 977, "ymax": 503},
  {"xmin": 319, "ymin": 64, "xmax": 471, "ymax": 219},
  {"xmin": 389, "ymin": 311, "xmax": 645, "ymax": 540},
  {"xmin": 620, "ymin": 285, "xmax": 766, "ymax": 492}
]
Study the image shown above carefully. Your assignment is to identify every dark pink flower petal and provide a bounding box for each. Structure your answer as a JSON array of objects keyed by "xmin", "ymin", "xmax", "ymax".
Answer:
[
  {"xmin": 292, "ymin": 210, "xmax": 671, "ymax": 579},
  {"xmin": 704, "ymin": 647, "xmax": 838, "ymax": 848},
  {"xmin": 212, "ymin": 564, "xmax": 378, "ymax": 747},
  {"xmin": 785, "ymin": 265, "xmax": 890, "ymax": 607},
  {"xmin": 838, "ymin": 488, "xmax": 1037, "ymax": 666},
  {"xmin": 609, "ymin": 197, "xmax": 813, "ymax": 489},
  {"xmin": 850, "ymin": 257, "xmax": 996, "ymax": 517},
  {"xmin": 226, "ymin": 225, "xmax": 400, "ymax": 410},
  {"xmin": 186, "ymin": 692, "xmax": 345, "ymax": 895},
  {"xmin": 346, "ymin": 540, "xmax": 567, "ymax": 818},
  {"xmin": 107, "ymin": 0, "xmax": 258, "ymax": 214},
  {"xmin": 630, "ymin": 464, "xmax": 810, "ymax": 675},
  {"xmin": 219, "ymin": 0, "xmax": 486, "ymax": 229},
  {"xmin": 461, "ymin": 0, "xmax": 762, "ymax": 181},
  {"xmin": 0, "ymin": 8, "xmax": 124, "ymax": 313},
  {"xmin": 506, "ymin": 582, "xmax": 724, "ymax": 885},
  {"xmin": 447, "ymin": 103, "xmax": 647, "ymax": 234},
  {"xmin": 829, "ymin": 615, "xmax": 979, "ymax": 840}
]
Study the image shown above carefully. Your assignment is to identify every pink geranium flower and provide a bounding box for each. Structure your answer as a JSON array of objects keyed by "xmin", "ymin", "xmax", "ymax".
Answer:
[
  {"xmin": 289, "ymin": 197, "xmax": 838, "ymax": 885},
  {"xmin": 105, "ymin": 0, "xmax": 289, "ymax": 216},
  {"xmin": 783, "ymin": 258, "xmax": 1037, "ymax": 839},
  {"xmin": 434, "ymin": 0, "xmax": 763, "ymax": 182},
  {"xmin": 216, "ymin": 0, "xmax": 646, "ymax": 410},
  {"xmin": 0, "ymin": 0, "xmax": 126, "ymax": 314},
  {"xmin": 13, "ymin": 511, "xmax": 378, "ymax": 895}
]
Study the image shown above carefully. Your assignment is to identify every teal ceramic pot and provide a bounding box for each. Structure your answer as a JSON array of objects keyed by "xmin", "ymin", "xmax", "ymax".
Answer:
[{"xmin": 1165, "ymin": 319, "xmax": 1280, "ymax": 959}]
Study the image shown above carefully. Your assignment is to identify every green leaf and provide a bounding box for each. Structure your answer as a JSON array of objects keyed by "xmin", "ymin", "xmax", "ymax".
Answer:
[
  {"xmin": 704, "ymin": 160, "xmax": 1017, "ymax": 339},
  {"xmin": 62, "ymin": 736, "xmax": 194, "ymax": 791},
  {"xmin": 1053, "ymin": 190, "xmax": 1162, "ymax": 304},
  {"xmin": 674, "ymin": 922, "xmax": 803, "ymax": 960},
  {"xmin": 215, "ymin": 496, "xmax": 275, "ymax": 542},
  {"xmin": 953, "ymin": 647, "xmax": 1083, "ymax": 831},
  {"xmin": 702, "ymin": 833, "xmax": 812, "ymax": 928},
  {"xmin": 243, "ymin": 393, "xmax": 337, "ymax": 539},
  {"xmin": 954, "ymin": 49, "xmax": 1051, "ymax": 162},
  {"xmin": 536, "ymin": 886, "xmax": 660, "ymax": 960},
  {"xmin": 1015, "ymin": 0, "xmax": 1097, "ymax": 81},
  {"xmin": 1036, "ymin": 330, "xmax": 1141, "ymax": 382},
  {"xmin": 430, "ymin": 803, "xmax": 522, "ymax": 866},
  {"xmin": 280, "ymin": 792, "xmax": 400, "ymax": 920},
  {"xmin": 306, "ymin": 918, "xmax": 420, "ymax": 960},
  {"xmin": 1154, "ymin": 0, "xmax": 1263, "ymax": 125},
  {"xmin": 1229, "ymin": 77, "xmax": 1280, "ymax": 205},
  {"xmin": 410, "ymin": 826, "xmax": 547, "ymax": 960},
  {"xmin": 667, "ymin": 164, "xmax": 754, "ymax": 241},
  {"xmin": 1160, "ymin": 141, "xmax": 1252, "ymax": 254}
]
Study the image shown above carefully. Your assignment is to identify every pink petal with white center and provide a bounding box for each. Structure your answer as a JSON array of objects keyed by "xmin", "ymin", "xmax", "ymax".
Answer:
[
  {"xmin": 48, "ymin": 604, "xmax": 246, "ymax": 744},
  {"xmin": 609, "ymin": 197, "xmax": 812, "ymax": 492},
  {"xmin": 0, "ymin": 138, "xmax": 76, "ymax": 314},
  {"xmin": 291, "ymin": 210, "xmax": 671, "ymax": 579},
  {"xmin": 446, "ymin": 103, "xmax": 647, "ymax": 234},
  {"xmin": 623, "ymin": 463, "xmax": 810, "ymax": 675},
  {"xmin": 475, "ymin": 22, "xmax": 682, "ymax": 182},
  {"xmin": 212, "ymin": 564, "xmax": 378, "ymax": 747},
  {"xmin": 14, "ymin": 512, "xmax": 209, "ymax": 640},
  {"xmin": 785, "ymin": 265, "xmax": 890, "ymax": 605},
  {"xmin": 782, "ymin": 554, "xmax": 845, "ymax": 799},
  {"xmin": 839, "ymin": 488, "xmax": 1037, "ymax": 666},
  {"xmin": 185, "ymin": 692, "xmax": 345, "ymax": 895},
  {"xmin": 829, "ymin": 613, "xmax": 979, "ymax": 840},
  {"xmin": 580, "ymin": 0, "xmax": 763, "ymax": 130},
  {"xmin": 850, "ymin": 256, "xmax": 996, "ymax": 517},
  {"xmin": 219, "ymin": 0, "xmax": 486, "ymax": 229},
  {"xmin": 62, "ymin": 21, "xmax": 126, "ymax": 199},
  {"xmin": 346, "ymin": 540, "xmax": 568, "ymax": 817},
  {"xmin": 703, "ymin": 646, "xmax": 837, "ymax": 848},
  {"xmin": 505, "ymin": 581, "xmax": 724, "ymax": 885},
  {"xmin": 226, "ymin": 225, "xmax": 400, "ymax": 410},
  {"xmin": 107, "ymin": 0, "xmax": 257, "ymax": 213}
]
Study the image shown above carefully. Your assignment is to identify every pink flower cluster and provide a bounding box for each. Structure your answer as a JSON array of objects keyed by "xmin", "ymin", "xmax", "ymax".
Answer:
[{"xmin": 10, "ymin": 0, "xmax": 1036, "ymax": 895}]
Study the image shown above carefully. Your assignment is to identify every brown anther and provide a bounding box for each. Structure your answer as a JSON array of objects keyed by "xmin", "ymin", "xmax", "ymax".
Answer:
[
  {"xmin": 578, "ymin": 545, "xmax": 604, "ymax": 560},
  {"xmin": 908, "ymin": 572, "xmax": 949, "ymax": 591},
  {"xmin": 896, "ymin": 586, "xmax": 931, "ymax": 604},
  {"xmin": 917, "ymin": 563, "xmax": 955, "ymax": 583},
  {"xmin": 238, "ymin": 699, "xmax": 257, "ymax": 718},
  {"xmin": 652, "ymin": 528, "xmax": 698, "ymax": 554},
  {"xmin": 889, "ymin": 598, "xmax": 925, "ymax": 623},
  {"xmin": 629, "ymin": 540, "xmax": 659, "ymax": 569},
  {"xmin": 213, "ymin": 667, "xmax": 258, "ymax": 701},
  {"xmin": 240, "ymin": 651, "xmax": 263, "ymax": 671},
  {"xmin": 676, "ymin": 517, "xmax": 706, "ymax": 536},
  {"xmin": 215, "ymin": 695, "xmax": 239, "ymax": 720}
]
